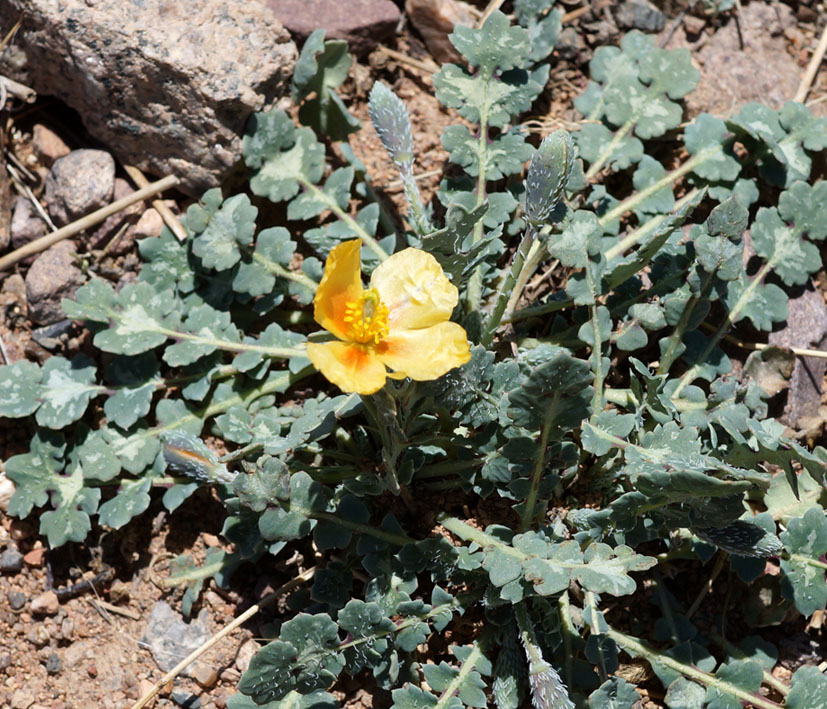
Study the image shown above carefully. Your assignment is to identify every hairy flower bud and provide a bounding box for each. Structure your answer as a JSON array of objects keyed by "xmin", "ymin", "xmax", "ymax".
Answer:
[
  {"xmin": 525, "ymin": 130, "xmax": 574, "ymax": 226},
  {"xmin": 368, "ymin": 81, "xmax": 415, "ymax": 167}
]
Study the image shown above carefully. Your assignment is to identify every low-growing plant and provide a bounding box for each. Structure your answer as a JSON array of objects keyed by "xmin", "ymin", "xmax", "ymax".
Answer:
[{"xmin": 3, "ymin": 4, "xmax": 827, "ymax": 707}]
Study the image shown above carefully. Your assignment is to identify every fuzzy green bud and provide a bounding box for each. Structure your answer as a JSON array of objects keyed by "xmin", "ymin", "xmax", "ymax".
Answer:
[{"xmin": 525, "ymin": 130, "xmax": 574, "ymax": 226}]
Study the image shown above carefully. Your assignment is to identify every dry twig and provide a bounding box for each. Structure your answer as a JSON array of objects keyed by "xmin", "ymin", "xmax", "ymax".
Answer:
[
  {"xmin": 0, "ymin": 174, "xmax": 179, "ymax": 272},
  {"xmin": 123, "ymin": 164, "xmax": 187, "ymax": 242},
  {"xmin": 130, "ymin": 566, "xmax": 316, "ymax": 709},
  {"xmin": 794, "ymin": 20, "xmax": 827, "ymax": 103}
]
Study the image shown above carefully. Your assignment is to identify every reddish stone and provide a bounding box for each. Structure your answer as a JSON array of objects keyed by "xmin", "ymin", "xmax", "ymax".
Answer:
[
  {"xmin": 23, "ymin": 548, "xmax": 45, "ymax": 568},
  {"xmin": 264, "ymin": 0, "xmax": 400, "ymax": 54}
]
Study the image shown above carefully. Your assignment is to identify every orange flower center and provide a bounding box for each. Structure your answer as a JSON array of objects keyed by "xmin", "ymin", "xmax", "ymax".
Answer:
[{"xmin": 342, "ymin": 288, "xmax": 390, "ymax": 345}]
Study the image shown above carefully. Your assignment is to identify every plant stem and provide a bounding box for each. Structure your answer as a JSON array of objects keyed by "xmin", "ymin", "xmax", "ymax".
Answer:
[
  {"xmin": 435, "ymin": 637, "xmax": 488, "ymax": 709},
  {"xmin": 481, "ymin": 224, "xmax": 538, "ymax": 345},
  {"xmin": 251, "ymin": 250, "xmax": 319, "ymax": 291},
  {"xmin": 399, "ymin": 161, "xmax": 432, "ymax": 236},
  {"xmin": 466, "ymin": 97, "xmax": 492, "ymax": 311},
  {"xmin": 300, "ymin": 178, "xmax": 389, "ymax": 260},
  {"xmin": 598, "ymin": 147, "xmax": 718, "ymax": 228},
  {"xmin": 518, "ymin": 413, "xmax": 554, "ymax": 533},
  {"xmin": 604, "ymin": 188, "xmax": 701, "ymax": 262},
  {"xmin": 672, "ymin": 260, "xmax": 773, "ymax": 398},
  {"xmin": 504, "ymin": 238, "xmax": 547, "ymax": 321},
  {"xmin": 606, "ymin": 626, "xmax": 783, "ymax": 709}
]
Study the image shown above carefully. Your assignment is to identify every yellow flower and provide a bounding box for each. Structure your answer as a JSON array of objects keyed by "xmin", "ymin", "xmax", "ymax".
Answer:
[{"xmin": 306, "ymin": 239, "xmax": 471, "ymax": 395}]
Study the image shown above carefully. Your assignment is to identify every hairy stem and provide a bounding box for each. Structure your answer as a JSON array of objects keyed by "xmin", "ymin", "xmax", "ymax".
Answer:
[
  {"xmin": 481, "ymin": 225, "xmax": 539, "ymax": 345},
  {"xmin": 607, "ymin": 626, "xmax": 782, "ymax": 709},
  {"xmin": 301, "ymin": 179, "xmax": 389, "ymax": 260}
]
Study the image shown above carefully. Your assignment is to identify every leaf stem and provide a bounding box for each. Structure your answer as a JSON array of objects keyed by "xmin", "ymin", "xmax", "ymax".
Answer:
[
  {"xmin": 672, "ymin": 260, "xmax": 774, "ymax": 398},
  {"xmin": 251, "ymin": 250, "xmax": 319, "ymax": 291},
  {"xmin": 435, "ymin": 638, "xmax": 488, "ymax": 709},
  {"xmin": 518, "ymin": 412, "xmax": 554, "ymax": 533},
  {"xmin": 300, "ymin": 179, "xmax": 389, "ymax": 260},
  {"xmin": 606, "ymin": 626, "xmax": 783, "ymax": 709},
  {"xmin": 481, "ymin": 225, "xmax": 538, "ymax": 345},
  {"xmin": 598, "ymin": 147, "xmax": 718, "ymax": 228},
  {"xmin": 466, "ymin": 97, "xmax": 491, "ymax": 311}
]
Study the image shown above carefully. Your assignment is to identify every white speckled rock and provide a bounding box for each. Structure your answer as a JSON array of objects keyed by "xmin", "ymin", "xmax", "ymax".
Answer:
[{"xmin": 0, "ymin": 0, "xmax": 297, "ymax": 195}]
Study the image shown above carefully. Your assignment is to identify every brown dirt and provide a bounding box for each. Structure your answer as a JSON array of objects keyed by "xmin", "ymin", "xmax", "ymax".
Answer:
[{"xmin": 1, "ymin": 2, "xmax": 827, "ymax": 708}]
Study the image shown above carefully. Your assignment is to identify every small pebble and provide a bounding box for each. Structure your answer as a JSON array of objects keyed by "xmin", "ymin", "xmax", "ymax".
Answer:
[
  {"xmin": 28, "ymin": 623, "xmax": 50, "ymax": 647},
  {"xmin": 23, "ymin": 548, "xmax": 45, "ymax": 568},
  {"xmin": 31, "ymin": 590, "xmax": 59, "ymax": 616},
  {"xmin": 8, "ymin": 591, "xmax": 26, "ymax": 610},
  {"xmin": 134, "ymin": 207, "xmax": 165, "ymax": 239},
  {"xmin": 0, "ymin": 653, "xmax": 10, "ymax": 671},
  {"xmin": 44, "ymin": 652, "xmax": 62, "ymax": 675},
  {"xmin": 10, "ymin": 196, "xmax": 47, "ymax": 251},
  {"xmin": 170, "ymin": 690, "xmax": 200, "ymax": 708},
  {"xmin": 202, "ymin": 533, "xmax": 220, "ymax": 547},
  {"xmin": 32, "ymin": 124, "xmax": 71, "ymax": 166},
  {"xmin": 0, "ymin": 548, "xmax": 24, "ymax": 573},
  {"xmin": 192, "ymin": 662, "xmax": 219, "ymax": 688}
]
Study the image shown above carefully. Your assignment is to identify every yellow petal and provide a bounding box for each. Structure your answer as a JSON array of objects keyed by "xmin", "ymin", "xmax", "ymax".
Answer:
[
  {"xmin": 314, "ymin": 239, "xmax": 364, "ymax": 341},
  {"xmin": 375, "ymin": 322, "xmax": 471, "ymax": 381},
  {"xmin": 370, "ymin": 247, "xmax": 458, "ymax": 331},
  {"xmin": 306, "ymin": 340, "xmax": 388, "ymax": 395}
]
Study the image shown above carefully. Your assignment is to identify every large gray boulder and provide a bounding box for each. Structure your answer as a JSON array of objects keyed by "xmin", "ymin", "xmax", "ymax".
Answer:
[{"xmin": 0, "ymin": 0, "xmax": 297, "ymax": 195}]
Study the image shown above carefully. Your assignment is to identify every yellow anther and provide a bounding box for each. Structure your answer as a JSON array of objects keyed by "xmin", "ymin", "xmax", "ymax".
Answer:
[{"xmin": 343, "ymin": 288, "xmax": 389, "ymax": 344}]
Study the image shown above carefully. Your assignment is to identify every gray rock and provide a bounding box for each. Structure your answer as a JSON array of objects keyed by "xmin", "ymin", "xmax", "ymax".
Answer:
[
  {"xmin": 44, "ymin": 150, "xmax": 115, "ymax": 227},
  {"xmin": 24, "ymin": 241, "xmax": 85, "ymax": 326},
  {"xmin": 615, "ymin": 0, "xmax": 665, "ymax": 32},
  {"xmin": 170, "ymin": 690, "xmax": 201, "ymax": 708},
  {"xmin": 0, "ymin": 548, "xmax": 24, "ymax": 573},
  {"xmin": 10, "ymin": 196, "xmax": 47, "ymax": 250},
  {"xmin": 768, "ymin": 284, "xmax": 827, "ymax": 429},
  {"xmin": 7, "ymin": 591, "xmax": 26, "ymax": 610},
  {"xmin": 0, "ymin": 0, "xmax": 296, "ymax": 196},
  {"xmin": 265, "ymin": 0, "xmax": 400, "ymax": 55},
  {"xmin": 44, "ymin": 652, "xmax": 62, "ymax": 675},
  {"xmin": 141, "ymin": 601, "xmax": 211, "ymax": 674}
]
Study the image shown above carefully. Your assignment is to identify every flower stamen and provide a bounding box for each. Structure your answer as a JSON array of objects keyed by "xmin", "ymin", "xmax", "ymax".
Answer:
[{"xmin": 343, "ymin": 288, "xmax": 390, "ymax": 344}]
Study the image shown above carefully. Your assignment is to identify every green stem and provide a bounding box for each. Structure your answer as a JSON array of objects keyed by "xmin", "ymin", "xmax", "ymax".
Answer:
[
  {"xmin": 558, "ymin": 592, "xmax": 576, "ymax": 690},
  {"xmin": 603, "ymin": 388, "xmax": 639, "ymax": 408},
  {"xmin": 311, "ymin": 510, "xmax": 414, "ymax": 546},
  {"xmin": 466, "ymin": 96, "xmax": 492, "ymax": 312},
  {"xmin": 604, "ymin": 188, "xmax": 702, "ymax": 262},
  {"xmin": 584, "ymin": 115, "xmax": 637, "ymax": 180},
  {"xmin": 598, "ymin": 147, "xmax": 719, "ymax": 228},
  {"xmin": 785, "ymin": 552, "xmax": 827, "ymax": 571},
  {"xmin": 435, "ymin": 637, "xmax": 488, "ymax": 709},
  {"xmin": 504, "ymin": 238, "xmax": 545, "ymax": 320},
  {"xmin": 672, "ymin": 260, "xmax": 774, "ymax": 398},
  {"xmin": 112, "ymin": 366, "xmax": 314, "ymax": 459},
  {"xmin": 586, "ymin": 258, "xmax": 605, "ymax": 413},
  {"xmin": 607, "ymin": 626, "xmax": 783, "ymax": 709},
  {"xmin": 399, "ymin": 162, "xmax": 432, "ymax": 237},
  {"xmin": 658, "ymin": 271, "xmax": 715, "ymax": 376},
  {"xmin": 251, "ymin": 250, "xmax": 318, "ymax": 291},
  {"xmin": 582, "ymin": 425, "xmax": 770, "ymax": 486},
  {"xmin": 481, "ymin": 225, "xmax": 538, "ymax": 345},
  {"xmin": 153, "ymin": 324, "xmax": 305, "ymax": 359},
  {"xmin": 518, "ymin": 412, "xmax": 553, "ymax": 533},
  {"xmin": 705, "ymin": 629, "xmax": 790, "ymax": 698},
  {"xmin": 300, "ymin": 179, "xmax": 389, "ymax": 261}
]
